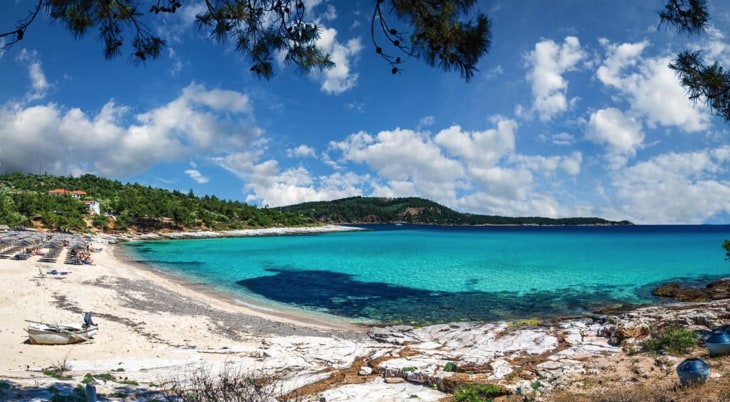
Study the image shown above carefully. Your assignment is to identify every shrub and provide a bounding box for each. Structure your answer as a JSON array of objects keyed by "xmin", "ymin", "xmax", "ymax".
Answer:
[
  {"xmin": 643, "ymin": 325, "xmax": 697, "ymax": 354},
  {"xmin": 159, "ymin": 364, "xmax": 282, "ymax": 402},
  {"xmin": 453, "ymin": 383, "xmax": 509, "ymax": 402},
  {"xmin": 43, "ymin": 358, "xmax": 72, "ymax": 380}
]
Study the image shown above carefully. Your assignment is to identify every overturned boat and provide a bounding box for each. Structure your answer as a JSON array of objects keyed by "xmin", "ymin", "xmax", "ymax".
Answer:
[{"xmin": 25, "ymin": 312, "xmax": 98, "ymax": 345}]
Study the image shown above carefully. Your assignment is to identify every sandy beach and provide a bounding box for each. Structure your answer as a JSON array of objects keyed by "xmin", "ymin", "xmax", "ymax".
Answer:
[{"xmin": 0, "ymin": 231, "xmax": 396, "ymax": 400}]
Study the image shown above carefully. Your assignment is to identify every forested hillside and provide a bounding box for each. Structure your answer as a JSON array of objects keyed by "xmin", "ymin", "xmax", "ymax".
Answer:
[
  {"xmin": 0, "ymin": 173, "xmax": 314, "ymax": 232},
  {"xmin": 278, "ymin": 196, "xmax": 631, "ymax": 226},
  {"xmin": 0, "ymin": 173, "xmax": 630, "ymax": 233}
]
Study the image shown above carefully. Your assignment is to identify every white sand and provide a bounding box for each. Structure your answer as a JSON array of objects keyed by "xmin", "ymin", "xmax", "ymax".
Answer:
[{"xmin": 0, "ymin": 235, "xmax": 375, "ymax": 399}]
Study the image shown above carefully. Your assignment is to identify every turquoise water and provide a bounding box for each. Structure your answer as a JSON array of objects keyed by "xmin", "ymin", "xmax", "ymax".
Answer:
[{"xmin": 122, "ymin": 225, "xmax": 730, "ymax": 325}]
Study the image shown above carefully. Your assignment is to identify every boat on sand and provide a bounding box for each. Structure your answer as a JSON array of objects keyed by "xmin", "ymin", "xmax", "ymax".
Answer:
[{"xmin": 25, "ymin": 312, "xmax": 98, "ymax": 345}]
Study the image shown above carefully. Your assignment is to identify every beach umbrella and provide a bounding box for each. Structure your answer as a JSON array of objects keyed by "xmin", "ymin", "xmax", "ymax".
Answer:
[
  {"xmin": 69, "ymin": 241, "xmax": 87, "ymax": 250},
  {"xmin": 42, "ymin": 238, "xmax": 65, "ymax": 249},
  {"xmin": 16, "ymin": 238, "xmax": 37, "ymax": 247}
]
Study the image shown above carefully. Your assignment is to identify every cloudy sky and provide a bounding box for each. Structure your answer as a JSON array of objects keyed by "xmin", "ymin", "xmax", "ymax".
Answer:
[{"xmin": 1, "ymin": 1, "xmax": 730, "ymax": 224}]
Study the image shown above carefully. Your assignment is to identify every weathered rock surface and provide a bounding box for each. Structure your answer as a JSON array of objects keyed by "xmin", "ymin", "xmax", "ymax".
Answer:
[
  {"xmin": 318, "ymin": 299, "xmax": 730, "ymax": 401},
  {"xmin": 654, "ymin": 278, "xmax": 730, "ymax": 302}
]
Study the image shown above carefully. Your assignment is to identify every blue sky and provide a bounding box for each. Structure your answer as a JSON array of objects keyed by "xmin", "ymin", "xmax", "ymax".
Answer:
[{"xmin": 1, "ymin": 1, "xmax": 730, "ymax": 224}]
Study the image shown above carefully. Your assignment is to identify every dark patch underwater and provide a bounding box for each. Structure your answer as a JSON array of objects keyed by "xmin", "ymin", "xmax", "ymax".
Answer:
[{"xmin": 237, "ymin": 268, "xmax": 657, "ymax": 325}]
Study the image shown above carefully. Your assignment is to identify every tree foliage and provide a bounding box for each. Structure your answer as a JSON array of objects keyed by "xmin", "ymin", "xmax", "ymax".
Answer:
[
  {"xmin": 1, "ymin": 0, "xmax": 491, "ymax": 80},
  {"xmin": 659, "ymin": 0, "xmax": 730, "ymax": 123},
  {"xmin": 278, "ymin": 196, "xmax": 631, "ymax": 226},
  {"xmin": 0, "ymin": 172, "xmax": 315, "ymax": 232}
]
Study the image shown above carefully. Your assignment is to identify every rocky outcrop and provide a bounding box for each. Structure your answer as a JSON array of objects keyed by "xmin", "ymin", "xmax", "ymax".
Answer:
[
  {"xmin": 352, "ymin": 300, "xmax": 730, "ymax": 400},
  {"xmin": 654, "ymin": 278, "xmax": 730, "ymax": 302}
]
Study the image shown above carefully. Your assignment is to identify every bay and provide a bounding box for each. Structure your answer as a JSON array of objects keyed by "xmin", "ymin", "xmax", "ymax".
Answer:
[{"xmin": 122, "ymin": 224, "xmax": 730, "ymax": 325}]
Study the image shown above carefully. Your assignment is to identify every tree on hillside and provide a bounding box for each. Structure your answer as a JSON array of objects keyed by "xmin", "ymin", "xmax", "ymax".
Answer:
[
  {"xmin": 659, "ymin": 0, "xmax": 730, "ymax": 123},
  {"xmin": 0, "ymin": 0, "xmax": 490, "ymax": 81}
]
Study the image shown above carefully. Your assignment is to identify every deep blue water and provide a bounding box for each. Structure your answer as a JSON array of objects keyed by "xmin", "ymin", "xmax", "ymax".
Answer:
[{"xmin": 121, "ymin": 225, "xmax": 730, "ymax": 325}]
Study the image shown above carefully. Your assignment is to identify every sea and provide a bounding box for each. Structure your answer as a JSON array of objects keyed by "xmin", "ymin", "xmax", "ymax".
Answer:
[{"xmin": 121, "ymin": 224, "xmax": 730, "ymax": 326}]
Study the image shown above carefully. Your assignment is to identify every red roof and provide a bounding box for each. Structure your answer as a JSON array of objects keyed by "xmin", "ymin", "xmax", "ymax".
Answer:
[{"xmin": 48, "ymin": 189, "xmax": 87, "ymax": 196}]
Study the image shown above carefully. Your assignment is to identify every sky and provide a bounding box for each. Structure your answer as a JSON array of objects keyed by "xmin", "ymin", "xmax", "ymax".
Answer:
[{"xmin": 1, "ymin": 1, "xmax": 730, "ymax": 224}]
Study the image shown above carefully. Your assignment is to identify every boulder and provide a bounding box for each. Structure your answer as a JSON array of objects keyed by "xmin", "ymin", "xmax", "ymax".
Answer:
[{"xmin": 654, "ymin": 279, "xmax": 730, "ymax": 302}]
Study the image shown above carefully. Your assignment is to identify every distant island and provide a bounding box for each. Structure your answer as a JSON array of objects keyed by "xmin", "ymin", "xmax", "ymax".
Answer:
[
  {"xmin": 278, "ymin": 196, "xmax": 632, "ymax": 226},
  {"xmin": 0, "ymin": 173, "xmax": 630, "ymax": 233}
]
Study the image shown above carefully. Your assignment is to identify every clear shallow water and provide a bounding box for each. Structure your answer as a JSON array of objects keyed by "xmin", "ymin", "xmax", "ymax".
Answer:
[{"xmin": 122, "ymin": 225, "xmax": 730, "ymax": 325}]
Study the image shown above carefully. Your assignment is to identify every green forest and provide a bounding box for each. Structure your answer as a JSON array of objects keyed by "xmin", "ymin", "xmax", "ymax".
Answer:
[
  {"xmin": 278, "ymin": 196, "xmax": 631, "ymax": 226},
  {"xmin": 0, "ymin": 173, "xmax": 315, "ymax": 232},
  {"xmin": 0, "ymin": 173, "xmax": 630, "ymax": 233}
]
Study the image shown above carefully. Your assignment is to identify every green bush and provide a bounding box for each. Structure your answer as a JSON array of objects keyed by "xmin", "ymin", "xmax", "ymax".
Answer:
[
  {"xmin": 453, "ymin": 383, "xmax": 509, "ymax": 402},
  {"xmin": 643, "ymin": 325, "xmax": 697, "ymax": 354}
]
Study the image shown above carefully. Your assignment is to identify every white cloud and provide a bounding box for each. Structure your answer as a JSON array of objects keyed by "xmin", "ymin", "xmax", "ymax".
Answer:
[
  {"xmin": 418, "ymin": 116, "xmax": 435, "ymax": 129},
  {"xmin": 314, "ymin": 28, "xmax": 362, "ymax": 94},
  {"xmin": 596, "ymin": 39, "xmax": 710, "ymax": 132},
  {"xmin": 185, "ymin": 169, "xmax": 209, "ymax": 184},
  {"xmin": 514, "ymin": 152, "xmax": 583, "ymax": 176},
  {"xmin": 525, "ymin": 36, "xmax": 586, "ymax": 121},
  {"xmin": 328, "ymin": 128, "xmax": 460, "ymax": 204},
  {"xmin": 214, "ymin": 150, "xmax": 365, "ymax": 207},
  {"xmin": 434, "ymin": 117, "xmax": 517, "ymax": 167},
  {"xmin": 0, "ymin": 83, "xmax": 259, "ymax": 176},
  {"xmin": 319, "ymin": 4, "xmax": 337, "ymax": 21},
  {"xmin": 333, "ymin": 128, "xmax": 466, "ymax": 205},
  {"xmin": 699, "ymin": 26, "xmax": 730, "ymax": 66},
  {"xmin": 608, "ymin": 148, "xmax": 730, "ymax": 223},
  {"xmin": 456, "ymin": 191, "xmax": 563, "ymax": 218},
  {"xmin": 287, "ymin": 145, "xmax": 317, "ymax": 158},
  {"xmin": 585, "ymin": 107, "xmax": 644, "ymax": 168},
  {"xmin": 17, "ymin": 49, "xmax": 50, "ymax": 101},
  {"xmin": 540, "ymin": 131, "xmax": 575, "ymax": 146}
]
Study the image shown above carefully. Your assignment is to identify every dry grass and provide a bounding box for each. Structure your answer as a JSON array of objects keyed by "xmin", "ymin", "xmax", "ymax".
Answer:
[
  {"xmin": 550, "ymin": 376, "xmax": 730, "ymax": 402},
  {"xmin": 548, "ymin": 352, "xmax": 730, "ymax": 402}
]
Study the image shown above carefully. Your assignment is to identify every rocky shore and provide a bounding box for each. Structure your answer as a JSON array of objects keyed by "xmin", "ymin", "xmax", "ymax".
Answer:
[{"xmin": 654, "ymin": 278, "xmax": 730, "ymax": 303}]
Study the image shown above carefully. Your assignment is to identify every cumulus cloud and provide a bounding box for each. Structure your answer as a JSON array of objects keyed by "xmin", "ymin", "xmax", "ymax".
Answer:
[
  {"xmin": 213, "ymin": 150, "xmax": 364, "ymax": 207},
  {"xmin": 287, "ymin": 145, "xmax": 317, "ymax": 158},
  {"xmin": 514, "ymin": 152, "xmax": 583, "ymax": 177},
  {"xmin": 585, "ymin": 107, "xmax": 644, "ymax": 168},
  {"xmin": 608, "ymin": 148, "xmax": 730, "ymax": 223},
  {"xmin": 435, "ymin": 117, "xmax": 517, "ymax": 167},
  {"xmin": 311, "ymin": 120, "xmax": 582, "ymax": 216},
  {"xmin": 331, "ymin": 128, "xmax": 466, "ymax": 203},
  {"xmin": 0, "ymin": 83, "xmax": 259, "ymax": 176},
  {"xmin": 314, "ymin": 28, "xmax": 362, "ymax": 94},
  {"xmin": 596, "ymin": 39, "xmax": 710, "ymax": 132},
  {"xmin": 525, "ymin": 36, "xmax": 586, "ymax": 121}
]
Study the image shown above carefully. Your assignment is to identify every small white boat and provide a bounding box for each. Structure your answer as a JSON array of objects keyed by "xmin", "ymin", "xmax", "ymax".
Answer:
[{"xmin": 25, "ymin": 312, "xmax": 98, "ymax": 345}]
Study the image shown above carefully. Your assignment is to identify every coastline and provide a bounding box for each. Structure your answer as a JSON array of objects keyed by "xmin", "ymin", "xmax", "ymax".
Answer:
[
  {"xmin": 2, "ymin": 228, "xmax": 730, "ymax": 401},
  {"xmin": 113, "ymin": 224, "xmax": 365, "ymax": 241},
  {"xmin": 111, "ymin": 243, "xmax": 368, "ymax": 333}
]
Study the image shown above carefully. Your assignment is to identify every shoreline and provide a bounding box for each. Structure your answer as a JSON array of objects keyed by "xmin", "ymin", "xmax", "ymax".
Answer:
[
  {"xmin": 112, "ymin": 224, "xmax": 366, "ymax": 241},
  {"xmin": 3, "ymin": 227, "xmax": 730, "ymax": 400},
  {"xmin": 111, "ymin": 243, "xmax": 369, "ymax": 333}
]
